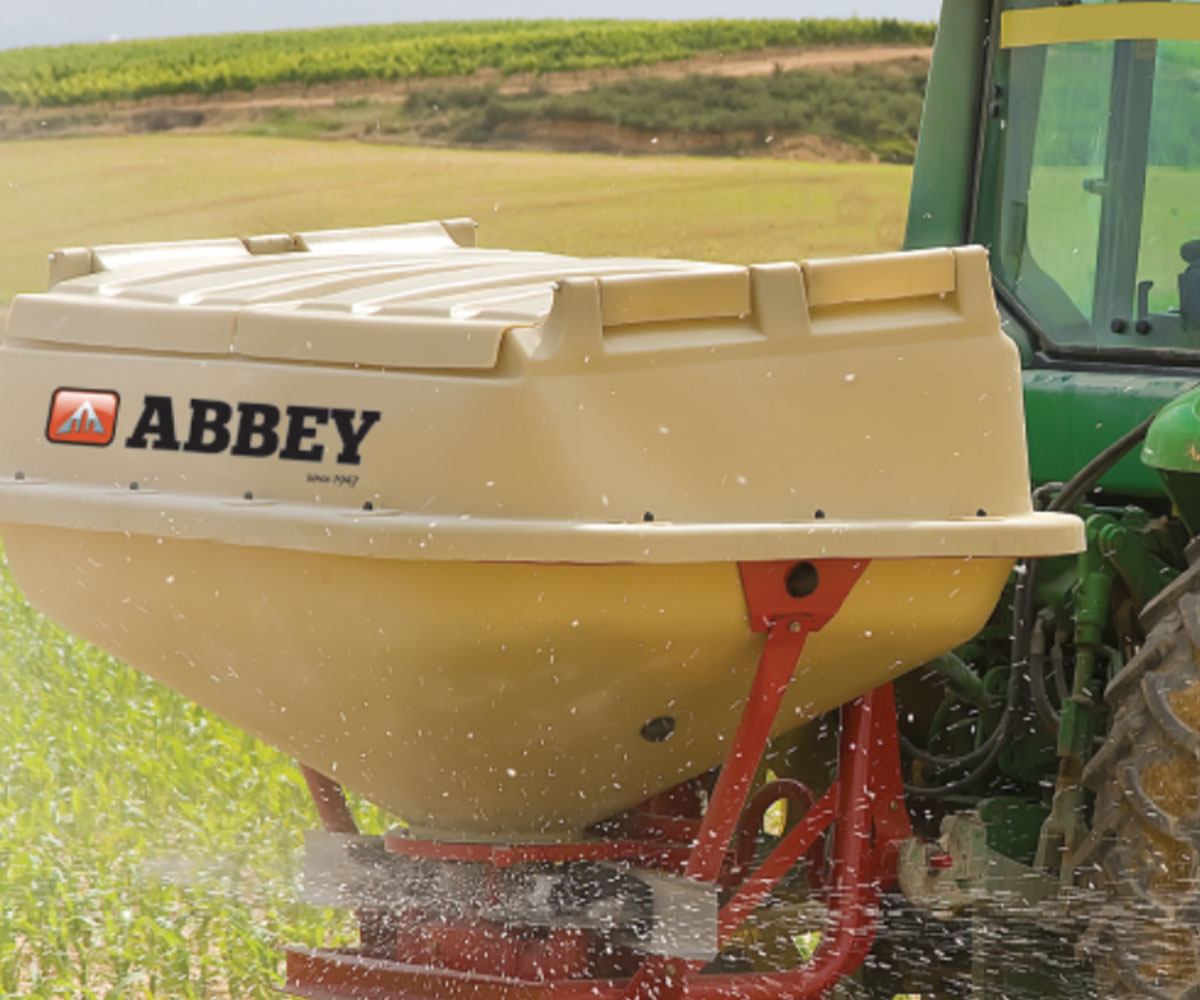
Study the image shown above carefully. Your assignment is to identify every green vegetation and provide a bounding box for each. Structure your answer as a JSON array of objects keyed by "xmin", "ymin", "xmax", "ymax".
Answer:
[
  {"xmin": 0, "ymin": 549, "xmax": 388, "ymax": 997},
  {"xmin": 0, "ymin": 18, "xmax": 933, "ymax": 108},
  {"xmin": 403, "ymin": 59, "xmax": 927, "ymax": 161}
]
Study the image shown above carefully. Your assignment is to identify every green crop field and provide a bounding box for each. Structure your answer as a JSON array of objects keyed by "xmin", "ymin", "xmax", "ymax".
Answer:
[
  {"xmin": 0, "ymin": 573, "xmax": 378, "ymax": 999},
  {"xmin": 0, "ymin": 135, "xmax": 911, "ymax": 997},
  {"xmin": 0, "ymin": 19, "xmax": 934, "ymax": 108}
]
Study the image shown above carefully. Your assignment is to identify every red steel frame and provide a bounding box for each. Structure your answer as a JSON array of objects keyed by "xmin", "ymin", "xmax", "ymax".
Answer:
[{"xmin": 287, "ymin": 557, "xmax": 915, "ymax": 1000}]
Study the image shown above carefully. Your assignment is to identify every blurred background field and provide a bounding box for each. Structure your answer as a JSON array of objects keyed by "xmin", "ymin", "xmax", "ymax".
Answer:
[{"xmin": 0, "ymin": 135, "xmax": 912, "ymax": 305}]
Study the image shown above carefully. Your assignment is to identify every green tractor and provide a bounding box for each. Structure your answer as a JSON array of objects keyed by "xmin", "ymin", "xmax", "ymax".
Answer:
[{"xmin": 877, "ymin": 0, "xmax": 1200, "ymax": 995}]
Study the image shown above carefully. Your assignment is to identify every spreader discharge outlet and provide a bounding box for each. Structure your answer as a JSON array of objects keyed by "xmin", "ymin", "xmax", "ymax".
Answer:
[{"xmin": 0, "ymin": 220, "xmax": 1082, "ymax": 999}]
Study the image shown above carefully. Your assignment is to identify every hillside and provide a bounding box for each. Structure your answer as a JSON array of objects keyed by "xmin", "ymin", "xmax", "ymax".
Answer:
[
  {"xmin": 0, "ymin": 19, "xmax": 933, "ymax": 106},
  {"xmin": 1, "ymin": 49, "xmax": 930, "ymax": 163},
  {"xmin": 0, "ymin": 19, "xmax": 933, "ymax": 162}
]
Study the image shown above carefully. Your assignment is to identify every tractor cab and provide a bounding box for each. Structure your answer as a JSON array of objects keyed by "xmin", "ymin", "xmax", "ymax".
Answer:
[
  {"xmin": 909, "ymin": 0, "xmax": 1200, "ymax": 501},
  {"xmin": 980, "ymin": 3, "xmax": 1200, "ymax": 355}
]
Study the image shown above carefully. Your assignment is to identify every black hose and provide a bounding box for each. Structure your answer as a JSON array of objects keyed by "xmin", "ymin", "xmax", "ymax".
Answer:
[
  {"xmin": 898, "ymin": 717, "xmax": 1004, "ymax": 769},
  {"xmin": 1052, "ymin": 634, "xmax": 1070, "ymax": 703},
  {"xmin": 1047, "ymin": 411, "xmax": 1158, "ymax": 515},
  {"xmin": 902, "ymin": 412, "xmax": 1157, "ymax": 797},
  {"xmin": 1010, "ymin": 411, "xmax": 1155, "ymax": 722},
  {"xmin": 903, "ymin": 637, "xmax": 1022, "ymax": 797},
  {"xmin": 903, "ymin": 719, "xmax": 1010, "ymax": 797},
  {"xmin": 1028, "ymin": 610, "xmax": 1061, "ymax": 736},
  {"xmin": 1014, "ymin": 410, "xmax": 1155, "ymax": 679}
]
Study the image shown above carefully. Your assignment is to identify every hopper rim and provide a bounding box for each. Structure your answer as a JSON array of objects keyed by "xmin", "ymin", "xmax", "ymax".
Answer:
[{"xmin": 0, "ymin": 481, "xmax": 1083, "ymax": 562}]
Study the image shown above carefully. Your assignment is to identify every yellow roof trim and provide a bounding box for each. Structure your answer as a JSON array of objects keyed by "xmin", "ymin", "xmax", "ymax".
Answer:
[{"xmin": 1001, "ymin": 3, "xmax": 1200, "ymax": 49}]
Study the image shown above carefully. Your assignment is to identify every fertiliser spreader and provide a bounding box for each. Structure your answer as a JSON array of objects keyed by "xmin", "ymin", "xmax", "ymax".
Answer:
[{"xmin": 0, "ymin": 221, "xmax": 1081, "ymax": 997}]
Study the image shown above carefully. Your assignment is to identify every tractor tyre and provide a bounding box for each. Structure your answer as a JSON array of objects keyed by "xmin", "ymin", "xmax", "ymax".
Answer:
[{"xmin": 1079, "ymin": 561, "xmax": 1200, "ymax": 998}]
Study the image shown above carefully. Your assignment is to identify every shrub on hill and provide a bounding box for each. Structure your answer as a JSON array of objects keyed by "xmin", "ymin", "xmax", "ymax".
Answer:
[{"xmin": 409, "ymin": 60, "xmax": 928, "ymax": 162}]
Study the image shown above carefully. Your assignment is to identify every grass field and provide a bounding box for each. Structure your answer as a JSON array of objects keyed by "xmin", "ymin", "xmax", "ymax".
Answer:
[
  {"xmin": 0, "ymin": 135, "xmax": 911, "ymax": 998},
  {"xmin": 0, "ymin": 135, "xmax": 912, "ymax": 306}
]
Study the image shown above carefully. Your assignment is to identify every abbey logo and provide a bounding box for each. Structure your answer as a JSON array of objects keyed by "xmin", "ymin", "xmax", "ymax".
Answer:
[
  {"xmin": 46, "ymin": 389, "xmax": 120, "ymax": 446},
  {"xmin": 47, "ymin": 391, "xmax": 380, "ymax": 464},
  {"xmin": 123, "ymin": 396, "xmax": 380, "ymax": 465}
]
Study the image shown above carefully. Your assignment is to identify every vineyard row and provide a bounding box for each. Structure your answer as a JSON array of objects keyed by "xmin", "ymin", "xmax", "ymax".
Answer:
[{"xmin": 0, "ymin": 18, "xmax": 934, "ymax": 108}]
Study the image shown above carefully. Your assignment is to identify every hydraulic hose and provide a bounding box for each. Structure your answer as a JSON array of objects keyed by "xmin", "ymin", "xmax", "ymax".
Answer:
[
  {"xmin": 1011, "ymin": 410, "xmax": 1156, "ymax": 729},
  {"xmin": 902, "ymin": 666, "xmax": 1016, "ymax": 798},
  {"xmin": 1028, "ymin": 608, "xmax": 1061, "ymax": 736},
  {"xmin": 898, "ymin": 720, "xmax": 1003, "ymax": 770},
  {"xmin": 1046, "ymin": 412, "xmax": 1159, "ymax": 515},
  {"xmin": 903, "ymin": 411, "xmax": 1157, "ymax": 797}
]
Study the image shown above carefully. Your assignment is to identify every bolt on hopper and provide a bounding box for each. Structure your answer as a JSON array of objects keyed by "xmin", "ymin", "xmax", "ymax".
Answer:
[{"xmin": 0, "ymin": 220, "xmax": 1082, "ymax": 997}]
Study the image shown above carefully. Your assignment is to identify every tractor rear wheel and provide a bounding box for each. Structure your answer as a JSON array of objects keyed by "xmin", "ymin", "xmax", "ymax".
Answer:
[{"xmin": 1080, "ymin": 561, "xmax": 1200, "ymax": 997}]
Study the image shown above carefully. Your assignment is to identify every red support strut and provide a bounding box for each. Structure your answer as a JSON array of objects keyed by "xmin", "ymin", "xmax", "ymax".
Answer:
[
  {"xmin": 300, "ymin": 764, "xmax": 360, "ymax": 835},
  {"xmin": 622, "ymin": 558, "xmax": 869, "ymax": 1000},
  {"xmin": 285, "ymin": 557, "xmax": 918, "ymax": 1000}
]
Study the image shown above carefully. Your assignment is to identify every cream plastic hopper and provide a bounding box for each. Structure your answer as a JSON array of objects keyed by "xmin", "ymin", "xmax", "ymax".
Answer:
[{"xmin": 0, "ymin": 220, "xmax": 1081, "ymax": 840}]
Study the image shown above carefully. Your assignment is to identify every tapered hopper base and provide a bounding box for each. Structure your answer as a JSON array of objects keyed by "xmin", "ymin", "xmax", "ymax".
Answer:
[{"xmin": 3, "ymin": 522, "xmax": 1010, "ymax": 840}]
